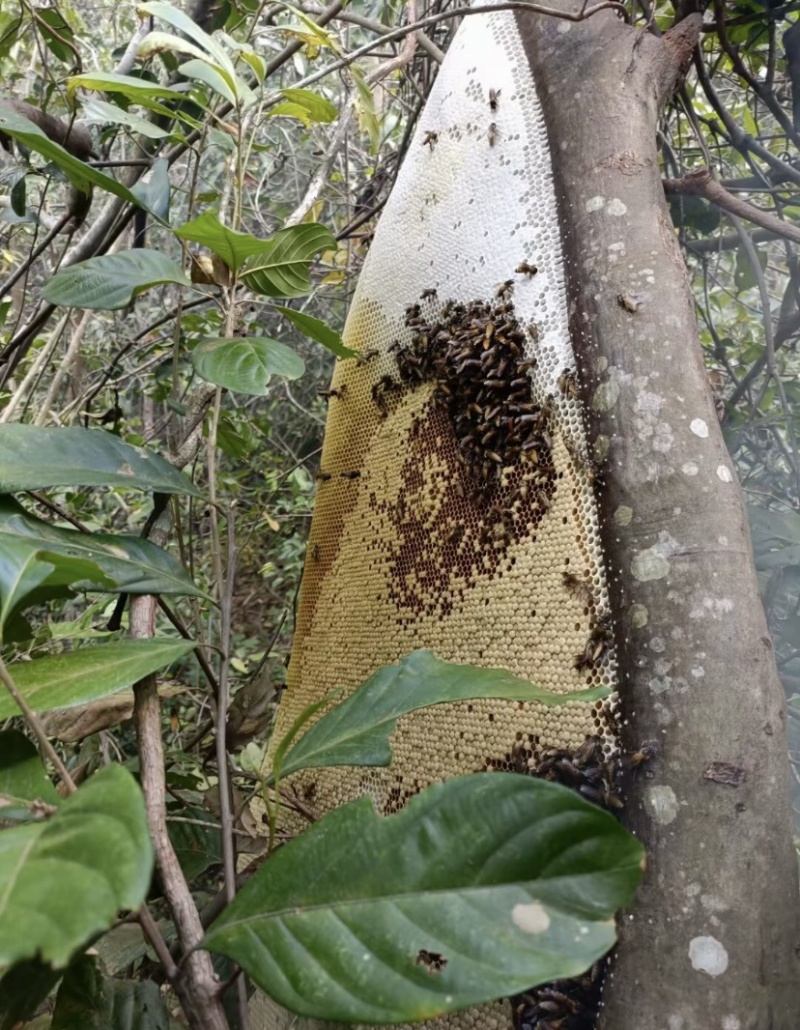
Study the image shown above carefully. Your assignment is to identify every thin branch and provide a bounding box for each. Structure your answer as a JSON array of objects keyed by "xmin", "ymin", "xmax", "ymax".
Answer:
[
  {"xmin": 663, "ymin": 168, "xmax": 800, "ymax": 246},
  {"xmin": 0, "ymin": 655, "xmax": 76, "ymax": 792},
  {"xmin": 215, "ymin": 509, "xmax": 239, "ymax": 911}
]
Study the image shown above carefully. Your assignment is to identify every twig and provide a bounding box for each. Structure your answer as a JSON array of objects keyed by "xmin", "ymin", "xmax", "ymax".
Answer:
[
  {"xmin": 0, "ymin": 655, "xmax": 76, "ymax": 792},
  {"xmin": 216, "ymin": 510, "xmax": 239, "ymax": 912},
  {"xmin": 138, "ymin": 905, "xmax": 179, "ymax": 979},
  {"xmin": 663, "ymin": 168, "xmax": 800, "ymax": 247}
]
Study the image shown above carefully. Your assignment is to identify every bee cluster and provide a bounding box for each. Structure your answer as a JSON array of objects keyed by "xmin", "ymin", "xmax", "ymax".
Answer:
[
  {"xmin": 389, "ymin": 293, "xmax": 555, "ymax": 533},
  {"xmin": 509, "ymin": 735, "xmax": 623, "ymax": 1029},
  {"xmin": 513, "ymin": 961, "xmax": 606, "ymax": 1030}
]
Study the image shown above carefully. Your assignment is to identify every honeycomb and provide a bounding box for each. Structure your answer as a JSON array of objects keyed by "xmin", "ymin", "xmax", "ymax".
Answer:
[{"xmin": 250, "ymin": 7, "xmax": 620, "ymax": 1030}]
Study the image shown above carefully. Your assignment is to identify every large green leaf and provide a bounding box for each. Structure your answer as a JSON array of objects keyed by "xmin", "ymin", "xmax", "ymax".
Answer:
[
  {"xmin": 204, "ymin": 774, "xmax": 643, "ymax": 1023},
  {"xmin": 0, "ymin": 536, "xmax": 110, "ymax": 632},
  {"xmin": 176, "ymin": 212, "xmax": 277, "ymax": 274},
  {"xmin": 0, "ymin": 105, "xmax": 142, "ymax": 208},
  {"xmin": 274, "ymin": 305, "xmax": 355, "ymax": 359},
  {"xmin": 66, "ymin": 72, "xmax": 188, "ymax": 123},
  {"xmin": 277, "ymin": 650, "xmax": 609, "ymax": 780},
  {"xmin": 42, "ymin": 250, "xmax": 190, "ymax": 310},
  {"xmin": 240, "ymin": 224, "xmax": 335, "ymax": 298},
  {"xmin": 191, "ymin": 336, "xmax": 304, "ymax": 395},
  {"xmin": 270, "ymin": 88, "xmax": 337, "ymax": 126},
  {"xmin": 0, "ymin": 425, "xmax": 200, "ymax": 494},
  {"xmin": 0, "ymin": 764, "xmax": 153, "ymax": 971},
  {"xmin": 0, "ymin": 639, "xmax": 196, "ymax": 719},
  {"xmin": 81, "ymin": 98, "xmax": 168, "ymax": 140},
  {"xmin": 0, "ymin": 498, "xmax": 207, "ymax": 606},
  {"xmin": 52, "ymin": 954, "xmax": 171, "ymax": 1030},
  {"xmin": 139, "ymin": 0, "xmax": 236, "ymax": 77},
  {"xmin": 0, "ymin": 731, "xmax": 60, "ymax": 807}
]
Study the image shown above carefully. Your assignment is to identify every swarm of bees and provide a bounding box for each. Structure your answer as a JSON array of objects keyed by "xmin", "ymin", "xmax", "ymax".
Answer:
[
  {"xmin": 513, "ymin": 959, "xmax": 606, "ymax": 1030},
  {"xmin": 510, "ymin": 734, "xmax": 622, "ymax": 1029},
  {"xmin": 388, "ymin": 294, "xmax": 555, "ymax": 518}
]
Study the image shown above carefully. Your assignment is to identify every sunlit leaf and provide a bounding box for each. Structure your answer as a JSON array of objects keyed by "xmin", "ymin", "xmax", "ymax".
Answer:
[
  {"xmin": 274, "ymin": 305, "xmax": 354, "ymax": 359},
  {"xmin": 192, "ymin": 337, "xmax": 304, "ymax": 395},
  {"xmin": 277, "ymin": 649, "xmax": 609, "ymax": 779},
  {"xmin": 0, "ymin": 639, "xmax": 196, "ymax": 719},
  {"xmin": 240, "ymin": 224, "xmax": 334, "ymax": 298},
  {"xmin": 42, "ymin": 249, "xmax": 190, "ymax": 310},
  {"xmin": 204, "ymin": 774, "xmax": 643, "ymax": 1023},
  {"xmin": 0, "ymin": 425, "xmax": 200, "ymax": 494},
  {"xmin": 0, "ymin": 764, "xmax": 153, "ymax": 970}
]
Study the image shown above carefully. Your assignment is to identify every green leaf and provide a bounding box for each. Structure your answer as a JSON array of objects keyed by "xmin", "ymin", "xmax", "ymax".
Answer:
[
  {"xmin": 0, "ymin": 425, "xmax": 200, "ymax": 494},
  {"xmin": 274, "ymin": 305, "xmax": 355, "ymax": 359},
  {"xmin": 0, "ymin": 639, "xmax": 196, "ymax": 720},
  {"xmin": 204, "ymin": 774, "xmax": 643, "ymax": 1023},
  {"xmin": 169, "ymin": 807, "xmax": 222, "ymax": 880},
  {"xmin": 0, "ymin": 764, "xmax": 153, "ymax": 971},
  {"xmin": 81, "ymin": 98, "xmax": 168, "ymax": 139},
  {"xmin": 42, "ymin": 250, "xmax": 190, "ymax": 310},
  {"xmin": 0, "ymin": 105, "xmax": 141, "ymax": 208},
  {"xmin": 139, "ymin": 0, "xmax": 236, "ymax": 77},
  {"xmin": 278, "ymin": 649, "xmax": 609, "ymax": 779},
  {"xmin": 130, "ymin": 158, "xmax": 170, "ymax": 221},
  {"xmin": 191, "ymin": 336, "xmax": 304, "ymax": 395},
  {"xmin": 51, "ymin": 954, "xmax": 171, "ymax": 1030},
  {"xmin": 0, "ymin": 731, "xmax": 60, "ymax": 806},
  {"xmin": 240, "ymin": 224, "xmax": 335, "ymax": 298},
  {"xmin": 36, "ymin": 8, "xmax": 76, "ymax": 64},
  {"xmin": 271, "ymin": 88, "xmax": 337, "ymax": 127},
  {"xmin": 66, "ymin": 72, "xmax": 188, "ymax": 123},
  {"xmin": 0, "ymin": 538, "xmax": 107, "ymax": 632},
  {"xmin": 178, "ymin": 59, "xmax": 239, "ymax": 106},
  {"xmin": 0, "ymin": 499, "xmax": 207, "ymax": 615},
  {"xmin": 175, "ymin": 212, "xmax": 274, "ymax": 274}
]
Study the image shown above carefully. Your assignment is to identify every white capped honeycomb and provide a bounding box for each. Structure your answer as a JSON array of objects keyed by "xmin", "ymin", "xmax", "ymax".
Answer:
[{"xmin": 250, "ymin": 7, "xmax": 618, "ymax": 1029}]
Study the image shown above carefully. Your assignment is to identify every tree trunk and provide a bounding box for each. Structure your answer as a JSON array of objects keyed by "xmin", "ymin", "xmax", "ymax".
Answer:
[{"xmin": 516, "ymin": 5, "xmax": 800, "ymax": 1027}]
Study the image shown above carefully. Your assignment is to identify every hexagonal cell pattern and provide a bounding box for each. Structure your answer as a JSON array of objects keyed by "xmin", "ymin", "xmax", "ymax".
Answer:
[{"xmin": 250, "ymin": 8, "xmax": 619, "ymax": 1030}]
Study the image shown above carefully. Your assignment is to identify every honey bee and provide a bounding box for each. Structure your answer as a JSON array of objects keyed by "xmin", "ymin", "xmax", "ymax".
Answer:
[
  {"xmin": 558, "ymin": 368, "xmax": 578, "ymax": 400},
  {"xmin": 574, "ymin": 612, "xmax": 614, "ymax": 672},
  {"xmin": 617, "ymin": 292, "xmax": 640, "ymax": 313},
  {"xmin": 315, "ymin": 470, "xmax": 331, "ymax": 481},
  {"xmin": 311, "ymin": 543, "xmax": 321, "ymax": 561},
  {"xmin": 422, "ymin": 130, "xmax": 438, "ymax": 149},
  {"xmin": 318, "ymin": 385, "xmax": 347, "ymax": 400},
  {"xmin": 487, "ymin": 122, "xmax": 500, "ymax": 147},
  {"xmin": 489, "ymin": 88, "xmax": 501, "ymax": 111},
  {"xmin": 420, "ymin": 287, "xmax": 437, "ymax": 300},
  {"xmin": 357, "ymin": 348, "xmax": 379, "ymax": 365},
  {"xmin": 516, "ymin": 261, "xmax": 538, "ymax": 277},
  {"xmin": 562, "ymin": 570, "xmax": 595, "ymax": 607},
  {"xmin": 628, "ymin": 741, "xmax": 658, "ymax": 768},
  {"xmin": 415, "ymin": 949, "xmax": 447, "ymax": 975},
  {"xmin": 495, "ymin": 279, "xmax": 514, "ymax": 299},
  {"xmin": 340, "ymin": 470, "xmax": 361, "ymax": 480}
]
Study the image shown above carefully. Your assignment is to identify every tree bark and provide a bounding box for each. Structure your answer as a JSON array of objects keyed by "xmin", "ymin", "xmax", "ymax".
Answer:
[{"xmin": 516, "ymin": 6, "xmax": 800, "ymax": 1027}]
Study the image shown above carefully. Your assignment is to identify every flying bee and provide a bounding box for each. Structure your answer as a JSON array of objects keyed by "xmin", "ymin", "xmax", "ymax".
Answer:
[
  {"xmin": 318, "ymin": 384, "xmax": 347, "ymax": 400},
  {"xmin": 420, "ymin": 287, "xmax": 437, "ymax": 300},
  {"xmin": 315, "ymin": 470, "xmax": 331, "ymax": 481},
  {"xmin": 489, "ymin": 87, "xmax": 501, "ymax": 111},
  {"xmin": 574, "ymin": 613, "xmax": 614, "ymax": 672},
  {"xmin": 487, "ymin": 122, "xmax": 500, "ymax": 147},
  {"xmin": 495, "ymin": 279, "xmax": 514, "ymax": 299},
  {"xmin": 422, "ymin": 130, "xmax": 438, "ymax": 149},
  {"xmin": 340, "ymin": 470, "xmax": 361, "ymax": 480},
  {"xmin": 516, "ymin": 261, "xmax": 538, "ymax": 277}
]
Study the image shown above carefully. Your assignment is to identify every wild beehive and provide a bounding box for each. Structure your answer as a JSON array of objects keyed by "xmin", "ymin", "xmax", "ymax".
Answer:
[{"xmin": 251, "ymin": 6, "xmax": 619, "ymax": 1028}]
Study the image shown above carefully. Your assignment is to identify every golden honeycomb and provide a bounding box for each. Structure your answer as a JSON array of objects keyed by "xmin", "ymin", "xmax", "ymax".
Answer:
[{"xmin": 249, "ymin": 7, "xmax": 619, "ymax": 1030}]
